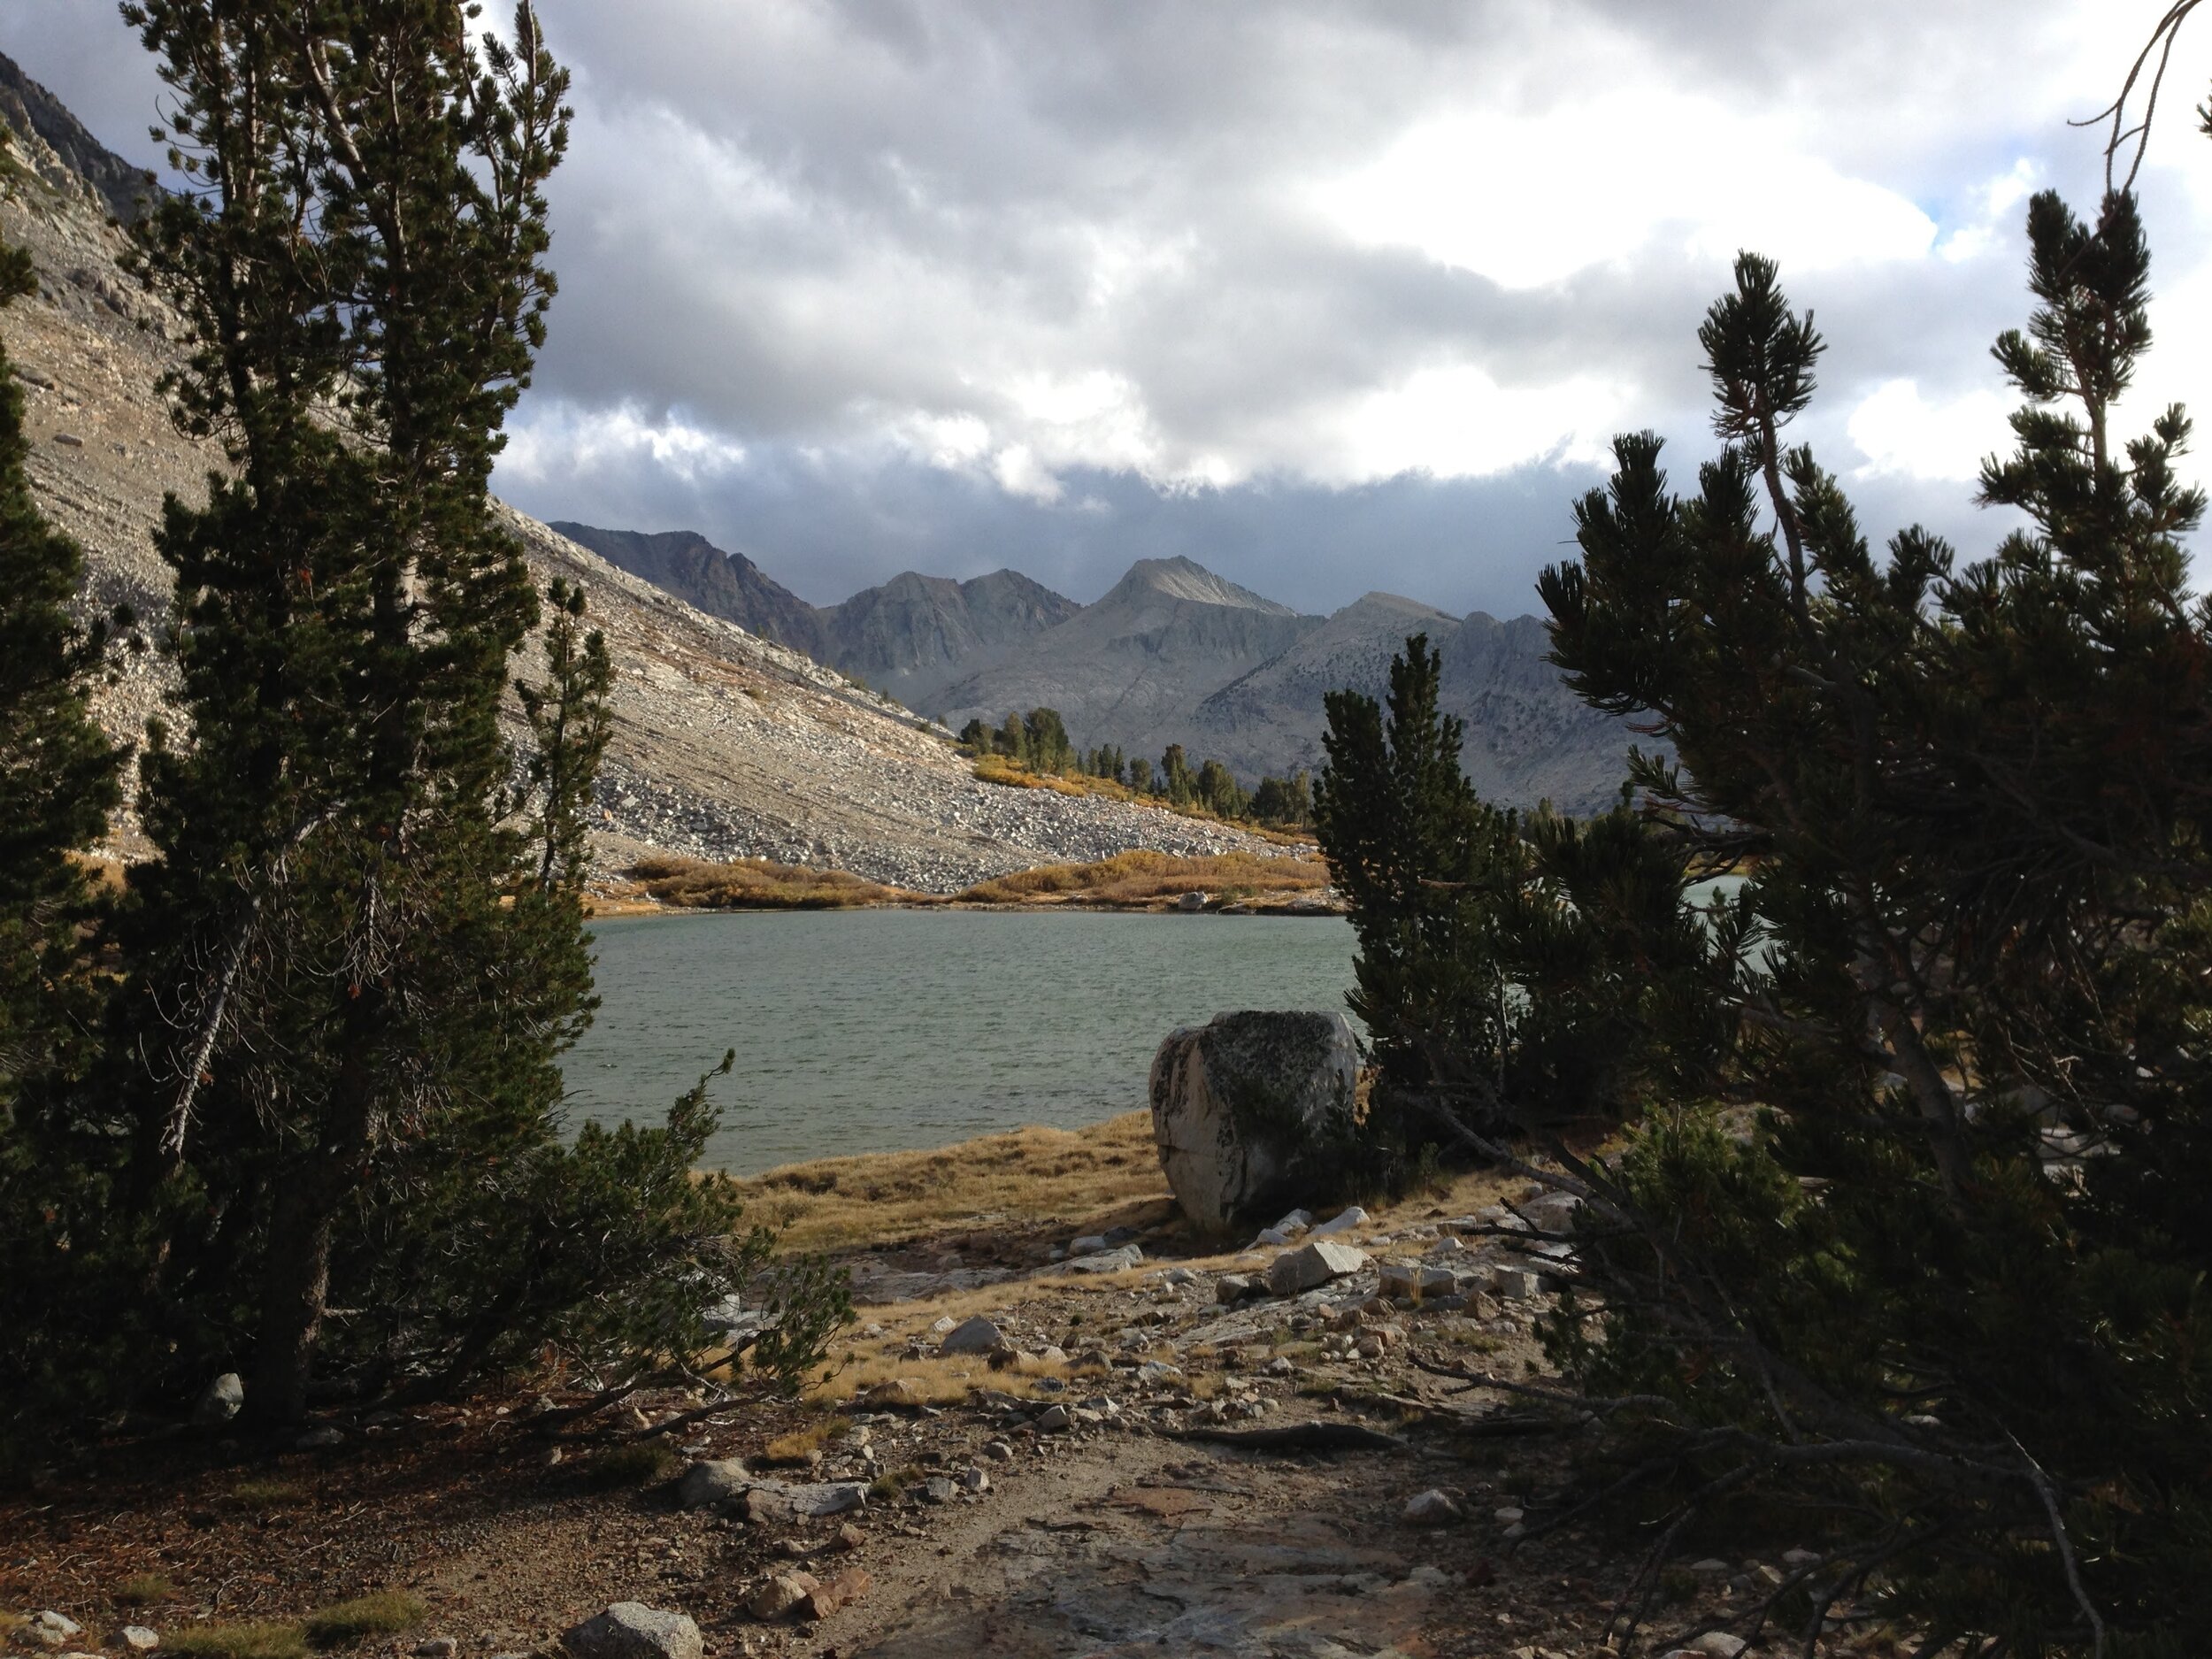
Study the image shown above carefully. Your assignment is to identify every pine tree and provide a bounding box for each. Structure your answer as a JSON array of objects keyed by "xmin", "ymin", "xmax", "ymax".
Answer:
[
  {"xmin": 1511, "ymin": 195, "xmax": 2211, "ymax": 1648},
  {"xmin": 0, "ymin": 127, "xmax": 122, "ymax": 1118},
  {"xmin": 0, "ymin": 127, "xmax": 130, "ymax": 1461},
  {"xmin": 116, "ymin": 0, "xmax": 577, "ymax": 1424}
]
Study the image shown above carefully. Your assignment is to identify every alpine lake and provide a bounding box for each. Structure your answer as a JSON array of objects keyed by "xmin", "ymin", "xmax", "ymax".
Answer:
[{"xmin": 562, "ymin": 908, "xmax": 1360, "ymax": 1175}]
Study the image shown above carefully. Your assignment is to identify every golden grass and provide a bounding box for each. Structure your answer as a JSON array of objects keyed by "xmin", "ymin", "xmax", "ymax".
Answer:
[
  {"xmin": 302, "ymin": 1594, "xmax": 427, "ymax": 1647},
  {"xmin": 230, "ymin": 1477, "xmax": 305, "ymax": 1509},
  {"xmin": 732, "ymin": 1110, "xmax": 1171, "ymax": 1253},
  {"xmin": 806, "ymin": 1347, "xmax": 1074, "ymax": 1408},
  {"xmin": 627, "ymin": 855, "xmax": 922, "ymax": 910},
  {"xmin": 762, "ymin": 1415, "xmax": 853, "ymax": 1464},
  {"xmin": 957, "ymin": 849, "xmax": 1329, "ymax": 908},
  {"xmin": 163, "ymin": 1624, "xmax": 309, "ymax": 1659},
  {"xmin": 115, "ymin": 1574, "xmax": 175, "ymax": 1606}
]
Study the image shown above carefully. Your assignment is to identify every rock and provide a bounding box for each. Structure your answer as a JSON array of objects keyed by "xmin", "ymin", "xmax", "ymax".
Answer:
[
  {"xmin": 1036, "ymin": 1344, "xmax": 1068, "ymax": 1363},
  {"xmin": 52, "ymin": 432, "xmax": 83, "ymax": 448},
  {"xmin": 1781, "ymin": 1547, "xmax": 1822, "ymax": 1566},
  {"xmin": 746, "ymin": 1574, "xmax": 820, "ymax": 1621},
  {"xmin": 295, "ymin": 1425, "xmax": 345, "ymax": 1449},
  {"xmin": 982, "ymin": 1439, "xmax": 1015, "ymax": 1463},
  {"xmin": 1379, "ymin": 1262, "xmax": 1460, "ymax": 1300},
  {"xmin": 561, "ymin": 1603, "xmax": 703, "ymax": 1659},
  {"xmin": 192, "ymin": 1372, "xmax": 244, "ymax": 1427},
  {"xmin": 119, "ymin": 1630, "xmax": 160, "ymax": 1654},
  {"xmin": 929, "ymin": 1315, "xmax": 957, "ymax": 1333},
  {"xmin": 23, "ymin": 1614, "xmax": 81, "ymax": 1649},
  {"xmin": 1216, "ymin": 1273, "xmax": 1257, "ymax": 1303},
  {"xmin": 1494, "ymin": 1506, "xmax": 1525, "ymax": 1524},
  {"xmin": 1404, "ymin": 1489, "xmax": 1461, "ymax": 1525},
  {"xmin": 675, "ymin": 1457, "xmax": 750, "ymax": 1509},
  {"xmin": 1064, "ymin": 1243, "xmax": 1142, "ymax": 1273},
  {"xmin": 1176, "ymin": 890, "xmax": 1209, "ymax": 911},
  {"xmin": 1252, "ymin": 1226, "xmax": 1294, "ymax": 1247},
  {"xmin": 1034, "ymin": 1403, "xmax": 1071, "ymax": 1432},
  {"xmin": 958, "ymin": 1464, "xmax": 991, "ymax": 1492},
  {"xmin": 1266, "ymin": 1239, "xmax": 1369, "ymax": 1294},
  {"xmin": 1686, "ymin": 1637, "xmax": 1747, "ymax": 1659},
  {"xmin": 1148, "ymin": 1010, "xmax": 1362, "ymax": 1231},
  {"xmin": 919, "ymin": 1476, "xmax": 958, "ymax": 1504},
  {"xmin": 1161, "ymin": 1267, "xmax": 1196, "ymax": 1286},
  {"xmin": 834, "ymin": 1522, "xmax": 865, "ymax": 1550},
  {"xmin": 1689, "ymin": 1558, "xmax": 1732, "ymax": 1574},
  {"xmin": 1310, "ymin": 1206, "xmax": 1367, "ymax": 1237},
  {"xmin": 1068, "ymin": 1234, "xmax": 1109, "ymax": 1256},
  {"xmin": 802, "ymin": 1569, "xmax": 871, "ymax": 1619},
  {"xmin": 1271, "ymin": 1208, "xmax": 1314, "ymax": 1233},
  {"xmin": 1491, "ymin": 1265, "xmax": 1543, "ymax": 1301},
  {"xmin": 862, "ymin": 1379, "xmax": 922, "ymax": 1408},
  {"xmin": 939, "ymin": 1316, "xmax": 1003, "ymax": 1356},
  {"xmin": 414, "ymin": 1640, "xmax": 458, "ymax": 1659}
]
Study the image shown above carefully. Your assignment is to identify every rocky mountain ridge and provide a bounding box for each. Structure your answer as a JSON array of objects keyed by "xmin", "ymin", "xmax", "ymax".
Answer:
[
  {"xmin": 561, "ymin": 517, "xmax": 1645, "ymax": 810},
  {"xmin": 0, "ymin": 56, "xmax": 1283, "ymax": 891}
]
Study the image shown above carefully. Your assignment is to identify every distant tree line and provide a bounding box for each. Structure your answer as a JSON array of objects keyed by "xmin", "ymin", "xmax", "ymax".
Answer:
[{"xmin": 959, "ymin": 711, "xmax": 1310, "ymax": 827}]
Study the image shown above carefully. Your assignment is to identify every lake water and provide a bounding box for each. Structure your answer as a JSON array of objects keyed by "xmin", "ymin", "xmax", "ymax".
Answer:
[{"xmin": 562, "ymin": 910, "xmax": 1359, "ymax": 1174}]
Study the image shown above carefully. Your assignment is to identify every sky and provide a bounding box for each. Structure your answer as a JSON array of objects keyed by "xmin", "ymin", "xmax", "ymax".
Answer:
[{"xmin": 6, "ymin": 1, "xmax": 2211, "ymax": 617}]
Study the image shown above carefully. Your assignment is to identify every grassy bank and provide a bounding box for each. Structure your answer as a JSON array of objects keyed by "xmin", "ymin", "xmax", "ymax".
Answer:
[
  {"xmin": 730, "ymin": 1110, "xmax": 1171, "ymax": 1253},
  {"xmin": 614, "ymin": 849, "xmax": 1336, "ymax": 914}
]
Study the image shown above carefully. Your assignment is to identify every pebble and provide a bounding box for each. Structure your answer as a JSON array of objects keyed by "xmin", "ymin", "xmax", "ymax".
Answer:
[{"xmin": 1404, "ymin": 1490, "xmax": 1461, "ymax": 1525}]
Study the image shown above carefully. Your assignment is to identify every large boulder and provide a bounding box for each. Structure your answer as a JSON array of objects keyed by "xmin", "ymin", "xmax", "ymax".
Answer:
[
  {"xmin": 560, "ymin": 1605, "xmax": 701, "ymax": 1659},
  {"xmin": 1149, "ymin": 1010, "xmax": 1361, "ymax": 1231}
]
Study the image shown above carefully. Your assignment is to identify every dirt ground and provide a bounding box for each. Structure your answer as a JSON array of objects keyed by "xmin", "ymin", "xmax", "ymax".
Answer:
[{"xmin": 2, "ymin": 1135, "xmax": 1917, "ymax": 1659}]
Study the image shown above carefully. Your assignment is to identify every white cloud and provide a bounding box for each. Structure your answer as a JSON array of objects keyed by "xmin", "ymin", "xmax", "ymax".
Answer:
[
  {"xmin": 1316, "ymin": 89, "xmax": 1938, "ymax": 290},
  {"xmin": 1847, "ymin": 379, "xmax": 2015, "ymax": 482},
  {"xmin": 502, "ymin": 402, "xmax": 748, "ymax": 487}
]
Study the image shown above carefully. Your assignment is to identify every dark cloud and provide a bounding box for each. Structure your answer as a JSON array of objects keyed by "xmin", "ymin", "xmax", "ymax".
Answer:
[{"xmin": 5, "ymin": 1, "xmax": 2206, "ymax": 616}]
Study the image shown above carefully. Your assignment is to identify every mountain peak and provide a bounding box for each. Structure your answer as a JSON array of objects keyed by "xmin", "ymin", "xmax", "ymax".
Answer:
[{"xmin": 1115, "ymin": 557, "xmax": 1302, "ymax": 616}]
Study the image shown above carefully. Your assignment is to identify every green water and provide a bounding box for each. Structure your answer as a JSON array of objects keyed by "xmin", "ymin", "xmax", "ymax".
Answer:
[{"xmin": 563, "ymin": 910, "xmax": 1358, "ymax": 1174}]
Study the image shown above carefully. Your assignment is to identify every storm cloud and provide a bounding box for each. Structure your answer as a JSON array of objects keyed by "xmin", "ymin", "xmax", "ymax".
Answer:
[{"xmin": 6, "ymin": 0, "xmax": 2208, "ymax": 613}]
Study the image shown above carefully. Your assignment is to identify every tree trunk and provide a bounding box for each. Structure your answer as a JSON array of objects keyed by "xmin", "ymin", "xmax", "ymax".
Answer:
[{"xmin": 249, "ymin": 1037, "xmax": 378, "ymax": 1427}]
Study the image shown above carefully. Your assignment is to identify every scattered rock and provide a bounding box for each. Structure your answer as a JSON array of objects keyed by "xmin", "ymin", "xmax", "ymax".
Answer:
[
  {"xmin": 23, "ymin": 1614, "xmax": 81, "ymax": 1649},
  {"xmin": 1034, "ymin": 1403, "xmax": 1071, "ymax": 1432},
  {"xmin": 746, "ymin": 1574, "xmax": 820, "ymax": 1621},
  {"xmin": 958, "ymin": 1464, "xmax": 991, "ymax": 1493},
  {"xmin": 1216, "ymin": 1273, "xmax": 1258, "ymax": 1303},
  {"xmin": 1266, "ymin": 1239, "xmax": 1370, "ymax": 1294},
  {"xmin": 51, "ymin": 432, "xmax": 83, "ymax": 448},
  {"xmin": 981, "ymin": 1440, "xmax": 1015, "ymax": 1462},
  {"xmin": 834, "ymin": 1522, "xmax": 865, "ymax": 1551},
  {"xmin": 1310, "ymin": 1206, "xmax": 1367, "ymax": 1237},
  {"xmin": 862, "ymin": 1379, "xmax": 922, "ymax": 1409},
  {"xmin": 413, "ymin": 1640, "xmax": 457, "ymax": 1659},
  {"xmin": 938, "ymin": 1316, "xmax": 1003, "ymax": 1356},
  {"xmin": 1176, "ymin": 890, "xmax": 1208, "ymax": 911},
  {"xmin": 119, "ymin": 1631, "xmax": 160, "ymax": 1654},
  {"xmin": 295, "ymin": 1425, "xmax": 344, "ymax": 1450},
  {"xmin": 919, "ymin": 1476, "xmax": 958, "ymax": 1504},
  {"xmin": 561, "ymin": 1603, "xmax": 703, "ymax": 1659},
  {"xmin": 1148, "ymin": 1010, "xmax": 1362, "ymax": 1230},
  {"xmin": 675, "ymin": 1458, "xmax": 750, "ymax": 1509},
  {"xmin": 1686, "ymin": 1636, "xmax": 1748, "ymax": 1659},
  {"xmin": 192, "ymin": 1373, "xmax": 243, "ymax": 1428},
  {"xmin": 1064, "ymin": 1243, "xmax": 1142, "ymax": 1273},
  {"xmin": 802, "ymin": 1568, "xmax": 871, "ymax": 1620},
  {"xmin": 1068, "ymin": 1235, "xmax": 1109, "ymax": 1256},
  {"xmin": 1404, "ymin": 1490, "xmax": 1461, "ymax": 1525}
]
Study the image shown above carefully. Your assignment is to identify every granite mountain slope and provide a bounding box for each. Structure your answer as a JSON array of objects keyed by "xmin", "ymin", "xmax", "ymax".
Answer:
[
  {"xmin": 0, "ymin": 56, "xmax": 1279, "ymax": 889},
  {"xmin": 554, "ymin": 529, "xmax": 1645, "ymax": 816}
]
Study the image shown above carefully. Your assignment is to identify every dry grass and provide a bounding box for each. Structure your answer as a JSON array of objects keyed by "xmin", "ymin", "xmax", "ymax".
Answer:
[
  {"xmin": 957, "ymin": 849, "xmax": 1329, "ymax": 909},
  {"xmin": 302, "ymin": 1594, "xmax": 426, "ymax": 1647},
  {"xmin": 163, "ymin": 1625, "xmax": 310, "ymax": 1659},
  {"xmin": 732, "ymin": 1110, "xmax": 1171, "ymax": 1253},
  {"xmin": 807, "ymin": 1347, "xmax": 1075, "ymax": 1408},
  {"xmin": 627, "ymin": 855, "xmax": 924, "ymax": 910},
  {"xmin": 762, "ymin": 1415, "xmax": 853, "ymax": 1464},
  {"xmin": 115, "ymin": 1574, "xmax": 176, "ymax": 1606}
]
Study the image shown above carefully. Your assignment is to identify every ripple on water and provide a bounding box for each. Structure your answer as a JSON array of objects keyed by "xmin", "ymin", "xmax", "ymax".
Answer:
[{"xmin": 563, "ymin": 909, "xmax": 1359, "ymax": 1174}]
